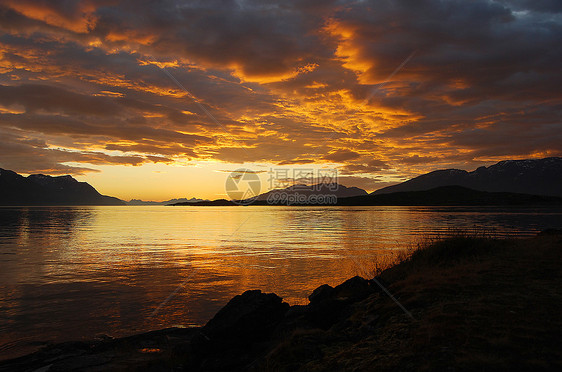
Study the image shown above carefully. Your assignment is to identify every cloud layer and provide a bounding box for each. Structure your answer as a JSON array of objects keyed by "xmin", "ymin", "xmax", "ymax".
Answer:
[{"xmin": 0, "ymin": 0, "xmax": 560, "ymax": 182}]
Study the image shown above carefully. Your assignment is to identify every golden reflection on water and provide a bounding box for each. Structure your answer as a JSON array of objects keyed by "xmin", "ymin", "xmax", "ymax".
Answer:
[{"xmin": 0, "ymin": 205, "xmax": 560, "ymax": 360}]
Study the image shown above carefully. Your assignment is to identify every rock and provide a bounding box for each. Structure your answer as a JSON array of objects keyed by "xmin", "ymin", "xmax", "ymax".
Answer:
[
  {"xmin": 2, "ymin": 280, "xmax": 376, "ymax": 371},
  {"xmin": 305, "ymin": 277, "xmax": 375, "ymax": 330},
  {"xmin": 185, "ymin": 290, "xmax": 290, "ymax": 370},
  {"xmin": 308, "ymin": 284, "xmax": 334, "ymax": 304},
  {"xmin": 309, "ymin": 277, "xmax": 373, "ymax": 305},
  {"xmin": 285, "ymin": 304, "xmax": 309, "ymax": 319},
  {"xmin": 332, "ymin": 276, "xmax": 373, "ymax": 302},
  {"xmin": 203, "ymin": 290, "xmax": 290, "ymax": 341}
]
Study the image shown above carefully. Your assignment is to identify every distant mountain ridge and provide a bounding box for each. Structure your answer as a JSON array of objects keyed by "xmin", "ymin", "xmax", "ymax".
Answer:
[
  {"xmin": 175, "ymin": 185, "xmax": 562, "ymax": 206},
  {"xmin": 340, "ymin": 185, "xmax": 562, "ymax": 206},
  {"xmin": 128, "ymin": 197, "xmax": 206, "ymax": 206},
  {"xmin": 0, "ymin": 168, "xmax": 124, "ymax": 205},
  {"xmin": 255, "ymin": 183, "xmax": 367, "ymax": 201},
  {"xmin": 373, "ymin": 157, "xmax": 562, "ymax": 197},
  {"xmin": 172, "ymin": 183, "xmax": 368, "ymax": 206}
]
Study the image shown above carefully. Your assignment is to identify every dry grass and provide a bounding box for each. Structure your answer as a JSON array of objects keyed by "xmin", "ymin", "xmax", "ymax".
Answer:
[{"xmin": 261, "ymin": 233, "xmax": 562, "ymax": 371}]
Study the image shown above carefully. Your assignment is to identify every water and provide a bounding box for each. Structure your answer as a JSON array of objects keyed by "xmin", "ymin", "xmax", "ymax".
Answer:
[{"xmin": 0, "ymin": 205, "xmax": 561, "ymax": 360}]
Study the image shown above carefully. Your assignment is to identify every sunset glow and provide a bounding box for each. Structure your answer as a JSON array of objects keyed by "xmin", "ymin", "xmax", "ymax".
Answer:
[{"xmin": 0, "ymin": 0, "xmax": 560, "ymax": 200}]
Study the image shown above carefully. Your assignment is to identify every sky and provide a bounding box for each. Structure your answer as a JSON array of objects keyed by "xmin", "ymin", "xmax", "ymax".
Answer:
[{"xmin": 0, "ymin": 0, "xmax": 560, "ymax": 201}]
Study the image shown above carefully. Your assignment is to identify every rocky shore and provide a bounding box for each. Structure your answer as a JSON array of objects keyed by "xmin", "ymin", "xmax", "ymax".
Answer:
[{"xmin": 1, "ymin": 231, "xmax": 561, "ymax": 371}]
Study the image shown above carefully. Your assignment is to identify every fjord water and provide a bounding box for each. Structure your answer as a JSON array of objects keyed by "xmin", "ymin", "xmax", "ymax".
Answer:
[{"xmin": 1, "ymin": 205, "xmax": 561, "ymax": 359}]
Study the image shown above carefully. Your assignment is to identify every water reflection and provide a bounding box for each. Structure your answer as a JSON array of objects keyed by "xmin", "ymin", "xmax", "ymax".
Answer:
[{"xmin": 0, "ymin": 205, "xmax": 561, "ymax": 360}]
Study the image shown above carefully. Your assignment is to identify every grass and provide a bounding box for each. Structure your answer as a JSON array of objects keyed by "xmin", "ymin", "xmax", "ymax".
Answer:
[
  {"xmin": 261, "ymin": 232, "xmax": 562, "ymax": 371},
  {"xmin": 370, "ymin": 227, "xmax": 504, "ymax": 277}
]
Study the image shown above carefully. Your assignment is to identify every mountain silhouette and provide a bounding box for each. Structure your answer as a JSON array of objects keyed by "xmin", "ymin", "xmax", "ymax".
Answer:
[
  {"xmin": 339, "ymin": 185, "xmax": 562, "ymax": 206},
  {"xmin": 171, "ymin": 183, "xmax": 368, "ymax": 206},
  {"xmin": 255, "ymin": 183, "xmax": 367, "ymax": 201},
  {"xmin": 128, "ymin": 197, "xmax": 206, "ymax": 205},
  {"xmin": 174, "ymin": 185, "xmax": 562, "ymax": 206},
  {"xmin": 373, "ymin": 157, "xmax": 562, "ymax": 197},
  {"xmin": 0, "ymin": 168, "xmax": 125, "ymax": 205}
]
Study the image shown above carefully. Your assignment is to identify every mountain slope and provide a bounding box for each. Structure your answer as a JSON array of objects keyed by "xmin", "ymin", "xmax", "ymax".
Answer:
[
  {"xmin": 172, "ymin": 183, "xmax": 367, "ymax": 206},
  {"xmin": 255, "ymin": 183, "xmax": 367, "ymax": 202},
  {"xmin": 339, "ymin": 185, "xmax": 562, "ymax": 206},
  {"xmin": 373, "ymin": 157, "xmax": 562, "ymax": 197},
  {"xmin": 128, "ymin": 198, "xmax": 206, "ymax": 205},
  {"xmin": 0, "ymin": 168, "xmax": 125, "ymax": 205},
  {"xmin": 174, "ymin": 186, "xmax": 562, "ymax": 206}
]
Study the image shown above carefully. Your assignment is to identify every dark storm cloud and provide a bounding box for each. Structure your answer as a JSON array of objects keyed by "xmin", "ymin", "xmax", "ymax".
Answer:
[
  {"xmin": 399, "ymin": 155, "xmax": 440, "ymax": 165},
  {"xmin": 0, "ymin": 0, "xmax": 560, "ymax": 179},
  {"xmin": 324, "ymin": 149, "xmax": 361, "ymax": 162},
  {"xmin": 0, "ymin": 33, "xmax": 279, "ymax": 118},
  {"xmin": 339, "ymin": 159, "xmax": 390, "ymax": 175},
  {"xmin": 0, "ymin": 112, "xmax": 211, "ymax": 150},
  {"xmin": 0, "ymin": 84, "xmax": 122, "ymax": 116},
  {"xmin": 0, "ymin": 83, "xmax": 212, "ymax": 141},
  {"xmin": 123, "ymin": 1, "xmax": 327, "ymax": 78},
  {"xmin": 0, "ymin": 129, "xmax": 171, "ymax": 174}
]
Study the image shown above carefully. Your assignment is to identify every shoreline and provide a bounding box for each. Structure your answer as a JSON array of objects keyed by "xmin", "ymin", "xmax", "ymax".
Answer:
[
  {"xmin": 1, "ymin": 231, "xmax": 561, "ymax": 371},
  {"xmin": 172, "ymin": 186, "xmax": 562, "ymax": 207}
]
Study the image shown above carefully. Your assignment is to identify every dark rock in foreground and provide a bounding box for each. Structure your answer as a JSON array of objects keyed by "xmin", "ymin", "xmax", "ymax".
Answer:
[{"xmin": 187, "ymin": 290, "xmax": 290, "ymax": 370}]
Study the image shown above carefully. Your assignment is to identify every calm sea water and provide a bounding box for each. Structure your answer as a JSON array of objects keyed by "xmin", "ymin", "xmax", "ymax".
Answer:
[{"xmin": 1, "ymin": 205, "xmax": 561, "ymax": 359}]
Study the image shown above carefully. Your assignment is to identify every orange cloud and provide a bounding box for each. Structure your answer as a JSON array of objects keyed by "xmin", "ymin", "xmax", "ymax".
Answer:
[{"xmin": 325, "ymin": 19, "xmax": 375, "ymax": 83}]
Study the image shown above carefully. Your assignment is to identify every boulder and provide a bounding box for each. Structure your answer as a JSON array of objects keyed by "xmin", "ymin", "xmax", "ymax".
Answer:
[
  {"xmin": 185, "ymin": 290, "xmax": 289, "ymax": 370},
  {"xmin": 332, "ymin": 276, "xmax": 373, "ymax": 302},
  {"xmin": 309, "ymin": 277, "xmax": 373, "ymax": 305},
  {"xmin": 305, "ymin": 277, "xmax": 375, "ymax": 330},
  {"xmin": 203, "ymin": 290, "xmax": 290, "ymax": 341},
  {"xmin": 308, "ymin": 284, "xmax": 334, "ymax": 304}
]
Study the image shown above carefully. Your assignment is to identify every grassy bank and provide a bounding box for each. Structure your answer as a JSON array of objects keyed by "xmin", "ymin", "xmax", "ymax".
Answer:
[
  {"xmin": 2, "ymin": 232, "xmax": 561, "ymax": 371},
  {"xmin": 262, "ymin": 232, "xmax": 562, "ymax": 371}
]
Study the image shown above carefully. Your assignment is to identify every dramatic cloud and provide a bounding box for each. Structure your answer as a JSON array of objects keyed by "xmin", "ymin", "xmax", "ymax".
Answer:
[{"xmin": 0, "ymin": 0, "xmax": 560, "ymax": 187}]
